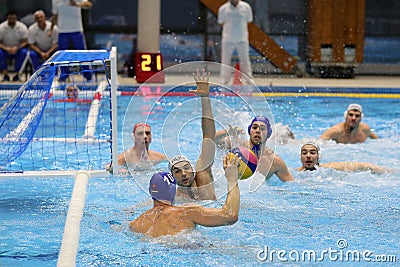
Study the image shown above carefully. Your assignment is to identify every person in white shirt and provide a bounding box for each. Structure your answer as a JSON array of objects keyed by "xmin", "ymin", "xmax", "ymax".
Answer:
[
  {"xmin": 28, "ymin": 10, "xmax": 59, "ymax": 70},
  {"xmin": 50, "ymin": 0, "xmax": 92, "ymax": 81},
  {"xmin": 0, "ymin": 10, "xmax": 29, "ymax": 82},
  {"xmin": 218, "ymin": 0, "xmax": 253, "ymax": 84}
]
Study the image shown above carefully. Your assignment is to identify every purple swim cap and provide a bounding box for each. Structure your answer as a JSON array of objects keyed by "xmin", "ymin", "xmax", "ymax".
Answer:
[
  {"xmin": 248, "ymin": 116, "xmax": 272, "ymax": 139},
  {"xmin": 149, "ymin": 172, "xmax": 176, "ymax": 205}
]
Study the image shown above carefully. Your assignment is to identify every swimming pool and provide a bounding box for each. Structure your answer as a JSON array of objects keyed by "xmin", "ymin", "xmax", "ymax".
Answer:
[{"xmin": 1, "ymin": 87, "xmax": 399, "ymax": 265}]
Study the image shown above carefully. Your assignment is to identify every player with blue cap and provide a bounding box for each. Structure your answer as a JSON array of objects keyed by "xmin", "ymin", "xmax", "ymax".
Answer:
[
  {"xmin": 248, "ymin": 116, "xmax": 272, "ymax": 157},
  {"xmin": 149, "ymin": 172, "xmax": 176, "ymax": 205},
  {"xmin": 129, "ymin": 154, "xmax": 242, "ymax": 238},
  {"xmin": 215, "ymin": 115, "xmax": 294, "ymax": 186},
  {"xmin": 246, "ymin": 115, "xmax": 294, "ymax": 189}
]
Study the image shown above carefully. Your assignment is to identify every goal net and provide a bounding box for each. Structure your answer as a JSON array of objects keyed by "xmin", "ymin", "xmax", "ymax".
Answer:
[{"xmin": 0, "ymin": 49, "xmax": 117, "ymax": 174}]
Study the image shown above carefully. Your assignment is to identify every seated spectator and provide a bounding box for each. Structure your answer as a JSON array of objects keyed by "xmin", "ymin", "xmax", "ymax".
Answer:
[
  {"xmin": 0, "ymin": 10, "xmax": 29, "ymax": 82},
  {"xmin": 28, "ymin": 10, "xmax": 58, "ymax": 71}
]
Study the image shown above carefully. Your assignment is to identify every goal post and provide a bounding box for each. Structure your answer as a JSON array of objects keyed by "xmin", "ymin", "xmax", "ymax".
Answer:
[{"xmin": 0, "ymin": 48, "xmax": 118, "ymax": 176}]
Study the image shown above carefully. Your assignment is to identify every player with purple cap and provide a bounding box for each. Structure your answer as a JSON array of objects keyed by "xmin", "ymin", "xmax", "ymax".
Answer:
[
  {"xmin": 215, "ymin": 115, "xmax": 294, "ymax": 185},
  {"xmin": 129, "ymin": 154, "xmax": 242, "ymax": 238},
  {"xmin": 148, "ymin": 172, "xmax": 176, "ymax": 205},
  {"xmin": 246, "ymin": 115, "xmax": 294, "ymax": 184},
  {"xmin": 247, "ymin": 116, "xmax": 272, "ymax": 157}
]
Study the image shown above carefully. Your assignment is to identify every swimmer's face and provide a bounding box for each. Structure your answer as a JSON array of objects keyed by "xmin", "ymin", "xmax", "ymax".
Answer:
[
  {"xmin": 66, "ymin": 86, "xmax": 79, "ymax": 99},
  {"xmin": 345, "ymin": 109, "xmax": 362, "ymax": 127},
  {"xmin": 249, "ymin": 121, "xmax": 268, "ymax": 145},
  {"xmin": 133, "ymin": 125, "xmax": 152, "ymax": 145},
  {"xmin": 171, "ymin": 161, "xmax": 195, "ymax": 187},
  {"xmin": 300, "ymin": 144, "xmax": 319, "ymax": 169}
]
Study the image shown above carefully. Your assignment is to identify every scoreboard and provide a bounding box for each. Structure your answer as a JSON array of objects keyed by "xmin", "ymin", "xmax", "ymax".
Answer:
[{"xmin": 135, "ymin": 52, "xmax": 165, "ymax": 83}]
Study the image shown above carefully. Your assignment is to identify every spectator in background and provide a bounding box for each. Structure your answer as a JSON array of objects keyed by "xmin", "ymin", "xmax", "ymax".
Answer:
[
  {"xmin": 28, "ymin": 10, "xmax": 58, "ymax": 71},
  {"xmin": 218, "ymin": 0, "xmax": 253, "ymax": 84},
  {"xmin": 0, "ymin": 10, "xmax": 29, "ymax": 82},
  {"xmin": 51, "ymin": 0, "xmax": 92, "ymax": 81}
]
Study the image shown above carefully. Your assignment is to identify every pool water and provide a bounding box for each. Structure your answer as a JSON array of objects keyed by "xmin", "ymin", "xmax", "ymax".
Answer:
[{"xmin": 1, "ymin": 94, "xmax": 399, "ymax": 266}]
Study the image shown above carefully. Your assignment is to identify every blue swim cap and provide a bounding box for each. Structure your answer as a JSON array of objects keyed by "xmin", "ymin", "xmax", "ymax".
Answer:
[
  {"xmin": 149, "ymin": 172, "xmax": 176, "ymax": 205},
  {"xmin": 248, "ymin": 116, "xmax": 272, "ymax": 139}
]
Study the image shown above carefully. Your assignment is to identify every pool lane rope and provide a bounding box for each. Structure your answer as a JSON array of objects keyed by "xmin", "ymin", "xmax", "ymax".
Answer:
[{"xmin": 57, "ymin": 170, "xmax": 90, "ymax": 267}]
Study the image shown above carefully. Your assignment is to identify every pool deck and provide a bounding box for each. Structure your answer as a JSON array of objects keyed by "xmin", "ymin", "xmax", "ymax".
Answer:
[
  {"xmin": 0, "ymin": 73, "xmax": 398, "ymax": 89},
  {"xmin": 0, "ymin": 74, "xmax": 399, "ymax": 98},
  {"xmin": 115, "ymin": 74, "xmax": 400, "ymax": 98},
  {"xmin": 117, "ymin": 74, "xmax": 400, "ymax": 89}
]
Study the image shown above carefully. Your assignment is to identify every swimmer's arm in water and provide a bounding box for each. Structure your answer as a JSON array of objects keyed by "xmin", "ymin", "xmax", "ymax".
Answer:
[
  {"xmin": 255, "ymin": 146, "xmax": 294, "ymax": 182},
  {"xmin": 321, "ymin": 162, "xmax": 385, "ymax": 174},
  {"xmin": 274, "ymin": 155, "xmax": 295, "ymax": 181},
  {"xmin": 105, "ymin": 152, "xmax": 128, "ymax": 174},
  {"xmin": 366, "ymin": 127, "xmax": 379, "ymax": 139},
  {"xmin": 105, "ymin": 162, "xmax": 129, "ymax": 175},
  {"xmin": 147, "ymin": 150, "xmax": 168, "ymax": 165},
  {"xmin": 123, "ymin": 200, "xmax": 153, "ymax": 215},
  {"xmin": 182, "ymin": 154, "xmax": 240, "ymax": 226},
  {"xmin": 369, "ymin": 132, "xmax": 379, "ymax": 139},
  {"xmin": 152, "ymin": 150, "xmax": 168, "ymax": 160},
  {"xmin": 319, "ymin": 124, "xmax": 341, "ymax": 141},
  {"xmin": 255, "ymin": 146, "xmax": 273, "ymax": 177}
]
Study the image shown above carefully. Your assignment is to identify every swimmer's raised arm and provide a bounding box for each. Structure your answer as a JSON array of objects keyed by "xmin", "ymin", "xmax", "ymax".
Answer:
[
  {"xmin": 191, "ymin": 69, "xmax": 216, "ymax": 199},
  {"xmin": 190, "ymin": 69, "xmax": 210, "ymax": 97}
]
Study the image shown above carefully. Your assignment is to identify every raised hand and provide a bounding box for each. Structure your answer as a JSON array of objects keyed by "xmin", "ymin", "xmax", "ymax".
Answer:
[
  {"xmin": 190, "ymin": 69, "xmax": 210, "ymax": 97},
  {"xmin": 227, "ymin": 124, "xmax": 245, "ymax": 138}
]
